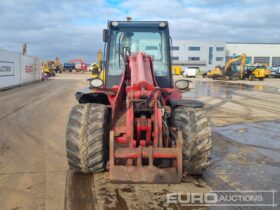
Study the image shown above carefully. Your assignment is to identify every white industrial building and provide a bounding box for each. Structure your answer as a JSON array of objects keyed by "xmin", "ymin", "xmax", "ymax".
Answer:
[
  {"xmin": 171, "ymin": 40, "xmax": 226, "ymax": 72},
  {"xmin": 172, "ymin": 40, "xmax": 280, "ymax": 72}
]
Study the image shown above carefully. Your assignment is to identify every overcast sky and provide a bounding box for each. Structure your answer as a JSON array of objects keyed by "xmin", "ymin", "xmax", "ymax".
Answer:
[{"xmin": 0, "ymin": 0, "xmax": 279, "ymax": 63}]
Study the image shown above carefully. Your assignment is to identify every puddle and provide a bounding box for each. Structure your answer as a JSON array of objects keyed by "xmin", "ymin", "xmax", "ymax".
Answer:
[
  {"xmin": 213, "ymin": 121, "xmax": 280, "ymax": 161},
  {"xmin": 183, "ymin": 80, "xmax": 280, "ymax": 98},
  {"xmin": 208, "ymin": 131, "xmax": 280, "ymax": 193}
]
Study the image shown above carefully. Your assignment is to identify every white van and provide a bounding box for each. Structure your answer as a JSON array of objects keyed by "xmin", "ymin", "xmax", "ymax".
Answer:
[{"xmin": 183, "ymin": 67, "xmax": 197, "ymax": 78}]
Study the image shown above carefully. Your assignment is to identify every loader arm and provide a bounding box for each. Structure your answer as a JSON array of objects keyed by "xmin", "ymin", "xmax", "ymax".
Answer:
[{"xmin": 107, "ymin": 52, "xmax": 183, "ymax": 183}]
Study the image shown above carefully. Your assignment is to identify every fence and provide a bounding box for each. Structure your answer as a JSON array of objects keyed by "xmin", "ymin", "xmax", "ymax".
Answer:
[{"xmin": 0, "ymin": 49, "xmax": 41, "ymax": 90}]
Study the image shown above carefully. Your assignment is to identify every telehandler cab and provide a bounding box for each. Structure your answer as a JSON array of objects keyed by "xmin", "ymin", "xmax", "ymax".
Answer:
[{"xmin": 66, "ymin": 19, "xmax": 212, "ymax": 183}]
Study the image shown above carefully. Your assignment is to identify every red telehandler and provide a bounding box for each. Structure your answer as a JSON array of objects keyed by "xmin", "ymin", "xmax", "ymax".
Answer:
[{"xmin": 66, "ymin": 19, "xmax": 212, "ymax": 183}]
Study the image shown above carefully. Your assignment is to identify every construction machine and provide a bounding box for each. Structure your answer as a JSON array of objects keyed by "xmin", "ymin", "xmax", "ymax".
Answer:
[
  {"xmin": 254, "ymin": 63, "xmax": 271, "ymax": 78},
  {"xmin": 53, "ymin": 57, "xmax": 63, "ymax": 73},
  {"xmin": 207, "ymin": 54, "xmax": 247, "ymax": 80},
  {"xmin": 65, "ymin": 19, "xmax": 212, "ymax": 183},
  {"xmin": 244, "ymin": 63, "xmax": 266, "ymax": 81},
  {"xmin": 89, "ymin": 49, "xmax": 106, "ymax": 81},
  {"xmin": 42, "ymin": 60, "xmax": 56, "ymax": 77},
  {"xmin": 171, "ymin": 65, "xmax": 181, "ymax": 75}
]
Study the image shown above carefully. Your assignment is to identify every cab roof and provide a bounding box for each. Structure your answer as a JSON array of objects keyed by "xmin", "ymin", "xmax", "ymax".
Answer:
[{"xmin": 108, "ymin": 21, "xmax": 168, "ymax": 29}]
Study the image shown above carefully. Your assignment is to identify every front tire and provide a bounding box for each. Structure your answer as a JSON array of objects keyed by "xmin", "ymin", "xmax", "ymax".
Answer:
[
  {"xmin": 66, "ymin": 104, "xmax": 109, "ymax": 173},
  {"xmin": 171, "ymin": 106, "xmax": 212, "ymax": 175},
  {"xmin": 249, "ymin": 74, "xmax": 255, "ymax": 81}
]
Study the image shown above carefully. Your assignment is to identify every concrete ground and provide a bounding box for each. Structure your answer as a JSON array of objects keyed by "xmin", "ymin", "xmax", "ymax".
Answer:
[{"xmin": 0, "ymin": 73, "xmax": 279, "ymax": 210}]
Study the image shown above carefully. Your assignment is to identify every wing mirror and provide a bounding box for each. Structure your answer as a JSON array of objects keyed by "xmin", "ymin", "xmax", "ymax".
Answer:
[
  {"xmin": 175, "ymin": 79, "xmax": 190, "ymax": 90},
  {"xmin": 103, "ymin": 29, "xmax": 109, "ymax": 42}
]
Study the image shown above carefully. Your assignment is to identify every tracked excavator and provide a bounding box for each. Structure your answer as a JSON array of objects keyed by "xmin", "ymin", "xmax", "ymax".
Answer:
[{"xmin": 207, "ymin": 54, "xmax": 247, "ymax": 80}]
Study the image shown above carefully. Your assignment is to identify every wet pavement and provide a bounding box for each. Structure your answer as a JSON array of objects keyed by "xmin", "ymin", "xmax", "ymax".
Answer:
[
  {"xmin": 183, "ymin": 80, "xmax": 280, "ymax": 99},
  {"xmin": 214, "ymin": 121, "xmax": 280, "ymax": 161},
  {"xmin": 1, "ymin": 74, "xmax": 279, "ymax": 209},
  {"xmin": 190, "ymin": 79, "xmax": 280, "ymax": 209},
  {"xmin": 64, "ymin": 79, "xmax": 280, "ymax": 209}
]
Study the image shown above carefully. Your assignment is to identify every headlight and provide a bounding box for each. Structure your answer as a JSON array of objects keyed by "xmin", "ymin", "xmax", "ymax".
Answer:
[
  {"xmin": 90, "ymin": 78, "xmax": 103, "ymax": 88},
  {"xmin": 175, "ymin": 80, "xmax": 189, "ymax": 90},
  {"xmin": 111, "ymin": 21, "xmax": 119, "ymax": 27},
  {"xmin": 159, "ymin": 21, "xmax": 167, "ymax": 28}
]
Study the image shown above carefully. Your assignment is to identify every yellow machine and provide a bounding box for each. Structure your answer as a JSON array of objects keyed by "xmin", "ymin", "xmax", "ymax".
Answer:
[
  {"xmin": 207, "ymin": 53, "xmax": 247, "ymax": 80},
  {"xmin": 54, "ymin": 57, "xmax": 62, "ymax": 73},
  {"xmin": 42, "ymin": 60, "xmax": 55, "ymax": 77},
  {"xmin": 206, "ymin": 67, "xmax": 223, "ymax": 78},
  {"xmin": 253, "ymin": 63, "xmax": 271, "ymax": 78},
  {"xmin": 89, "ymin": 50, "xmax": 105, "ymax": 80},
  {"xmin": 172, "ymin": 65, "xmax": 181, "ymax": 75},
  {"xmin": 244, "ymin": 64, "xmax": 266, "ymax": 81}
]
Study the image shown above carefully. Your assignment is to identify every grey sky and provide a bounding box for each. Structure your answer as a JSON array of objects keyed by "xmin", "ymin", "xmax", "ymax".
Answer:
[{"xmin": 0, "ymin": 0, "xmax": 279, "ymax": 63}]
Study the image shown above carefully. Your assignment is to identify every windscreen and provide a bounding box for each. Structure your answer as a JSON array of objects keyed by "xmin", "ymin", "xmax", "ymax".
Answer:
[{"xmin": 108, "ymin": 29, "xmax": 169, "ymax": 76}]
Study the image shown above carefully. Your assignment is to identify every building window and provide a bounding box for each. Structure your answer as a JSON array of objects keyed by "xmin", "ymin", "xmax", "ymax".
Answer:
[
  {"xmin": 188, "ymin": 57, "xmax": 200, "ymax": 61},
  {"xmin": 272, "ymin": 57, "xmax": 280, "ymax": 67},
  {"xmin": 209, "ymin": 47, "xmax": 213, "ymax": 64},
  {"xmin": 216, "ymin": 57, "xmax": 224, "ymax": 61},
  {"xmin": 145, "ymin": 46, "xmax": 158, "ymax": 50},
  {"xmin": 254, "ymin": 57, "xmax": 270, "ymax": 65},
  {"xmin": 171, "ymin": 46, "xmax": 179, "ymax": 50},
  {"xmin": 246, "ymin": 57, "xmax": 252, "ymax": 64},
  {"xmin": 188, "ymin": 47, "xmax": 200, "ymax": 51},
  {"xmin": 172, "ymin": 56, "xmax": 179, "ymax": 61},
  {"xmin": 216, "ymin": 47, "xmax": 224, "ymax": 51}
]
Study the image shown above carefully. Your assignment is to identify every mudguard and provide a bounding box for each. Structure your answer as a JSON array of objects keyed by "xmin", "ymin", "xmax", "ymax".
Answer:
[
  {"xmin": 167, "ymin": 99, "xmax": 204, "ymax": 108},
  {"xmin": 75, "ymin": 88, "xmax": 110, "ymax": 105}
]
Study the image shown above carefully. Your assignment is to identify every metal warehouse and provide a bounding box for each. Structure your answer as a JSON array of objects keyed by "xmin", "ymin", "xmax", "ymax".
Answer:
[{"xmin": 172, "ymin": 41, "xmax": 280, "ymax": 71}]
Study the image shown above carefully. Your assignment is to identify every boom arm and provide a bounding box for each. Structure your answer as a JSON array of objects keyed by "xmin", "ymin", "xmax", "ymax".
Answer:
[{"xmin": 224, "ymin": 54, "xmax": 247, "ymax": 78}]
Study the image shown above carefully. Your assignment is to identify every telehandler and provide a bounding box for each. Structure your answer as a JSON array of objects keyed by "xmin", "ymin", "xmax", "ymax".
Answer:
[
  {"xmin": 65, "ymin": 19, "xmax": 212, "ymax": 183},
  {"xmin": 244, "ymin": 63, "xmax": 267, "ymax": 80}
]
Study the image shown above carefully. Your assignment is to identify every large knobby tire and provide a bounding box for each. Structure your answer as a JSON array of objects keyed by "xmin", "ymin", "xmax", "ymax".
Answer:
[
  {"xmin": 66, "ymin": 103, "xmax": 109, "ymax": 173},
  {"xmin": 171, "ymin": 106, "xmax": 212, "ymax": 175}
]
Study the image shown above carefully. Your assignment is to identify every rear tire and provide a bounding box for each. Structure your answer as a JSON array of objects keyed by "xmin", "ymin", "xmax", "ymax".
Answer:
[
  {"xmin": 66, "ymin": 103, "xmax": 109, "ymax": 173},
  {"xmin": 171, "ymin": 106, "xmax": 212, "ymax": 175}
]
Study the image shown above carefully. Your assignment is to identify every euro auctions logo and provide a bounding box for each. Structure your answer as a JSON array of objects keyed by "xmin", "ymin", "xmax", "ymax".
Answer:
[
  {"xmin": 25, "ymin": 65, "xmax": 34, "ymax": 73},
  {"xmin": 166, "ymin": 190, "xmax": 277, "ymax": 207}
]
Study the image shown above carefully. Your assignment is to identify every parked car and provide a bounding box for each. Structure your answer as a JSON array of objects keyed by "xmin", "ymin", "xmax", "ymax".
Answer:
[
  {"xmin": 183, "ymin": 67, "xmax": 197, "ymax": 78},
  {"xmin": 270, "ymin": 67, "xmax": 280, "ymax": 78}
]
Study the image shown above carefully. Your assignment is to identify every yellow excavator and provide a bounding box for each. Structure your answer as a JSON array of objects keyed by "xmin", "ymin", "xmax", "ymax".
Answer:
[
  {"xmin": 42, "ymin": 60, "xmax": 56, "ymax": 77},
  {"xmin": 207, "ymin": 53, "xmax": 247, "ymax": 80},
  {"xmin": 89, "ymin": 49, "xmax": 105, "ymax": 80},
  {"xmin": 53, "ymin": 57, "xmax": 63, "ymax": 74}
]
